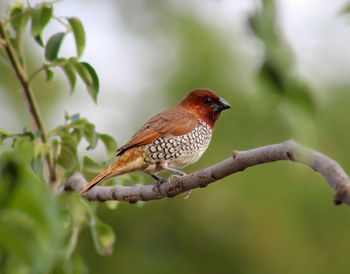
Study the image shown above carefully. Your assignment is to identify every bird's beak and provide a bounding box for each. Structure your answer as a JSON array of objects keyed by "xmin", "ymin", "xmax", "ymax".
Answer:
[{"xmin": 214, "ymin": 97, "xmax": 231, "ymax": 112}]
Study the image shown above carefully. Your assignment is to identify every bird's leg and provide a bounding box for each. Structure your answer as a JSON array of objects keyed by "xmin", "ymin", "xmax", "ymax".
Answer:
[
  {"xmin": 163, "ymin": 167, "xmax": 192, "ymax": 199},
  {"xmin": 151, "ymin": 174, "xmax": 167, "ymax": 194}
]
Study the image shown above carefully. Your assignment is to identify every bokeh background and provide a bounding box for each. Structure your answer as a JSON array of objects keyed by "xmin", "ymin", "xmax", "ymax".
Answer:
[{"xmin": 1, "ymin": 0, "xmax": 350, "ymax": 273}]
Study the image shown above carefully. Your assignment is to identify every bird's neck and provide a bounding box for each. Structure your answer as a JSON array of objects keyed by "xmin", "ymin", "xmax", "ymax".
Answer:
[{"xmin": 179, "ymin": 105, "xmax": 218, "ymax": 129}]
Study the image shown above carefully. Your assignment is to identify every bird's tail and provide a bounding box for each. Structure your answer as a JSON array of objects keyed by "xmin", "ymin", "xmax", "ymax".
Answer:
[
  {"xmin": 80, "ymin": 165, "xmax": 122, "ymax": 194},
  {"xmin": 79, "ymin": 147, "xmax": 146, "ymax": 194}
]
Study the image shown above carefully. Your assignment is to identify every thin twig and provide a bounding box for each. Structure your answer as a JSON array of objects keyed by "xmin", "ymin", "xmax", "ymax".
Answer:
[
  {"xmin": 64, "ymin": 139, "xmax": 350, "ymax": 206},
  {"xmin": 65, "ymin": 226, "xmax": 80, "ymax": 260},
  {"xmin": 28, "ymin": 65, "xmax": 46, "ymax": 83}
]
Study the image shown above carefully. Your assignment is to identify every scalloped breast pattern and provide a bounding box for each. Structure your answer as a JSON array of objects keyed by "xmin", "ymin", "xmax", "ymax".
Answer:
[{"xmin": 145, "ymin": 120, "xmax": 212, "ymax": 169}]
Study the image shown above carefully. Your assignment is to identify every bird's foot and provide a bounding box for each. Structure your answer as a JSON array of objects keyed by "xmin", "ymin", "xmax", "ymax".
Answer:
[{"xmin": 152, "ymin": 176, "xmax": 167, "ymax": 194}]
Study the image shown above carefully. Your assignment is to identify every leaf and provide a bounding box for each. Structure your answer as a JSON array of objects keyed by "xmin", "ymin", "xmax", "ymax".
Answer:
[
  {"xmin": 70, "ymin": 113, "xmax": 81, "ymax": 123},
  {"xmin": 91, "ymin": 218, "xmax": 115, "ymax": 255},
  {"xmin": 44, "ymin": 66, "xmax": 54, "ymax": 81},
  {"xmin": 31, "ymin": 155, "xmax": 44, "ymax": 179},
  {"xmin": 83, "ymin": 122, "xmax": 98, "ymax": 150},
  {"xmin": 70, "ymin": 59, "xmax": 99, "ymax": 102},
  {"xmin": 99, "ymin": 134, "xmax": 117, "ymax": 159},
  {"xmin": 0, "ymin": 146, "xmax": 66, "ymax": 272},
  {"xmin": 105, "ymin": 201, "xmax": 119, "ymax": 210},
  {"xmin": 71, "ymin": 58, "xmax": 92, "ymax": 86},
  {"xmin": 68, "ymin": 17, "xmax": 85, "ymax": 58},
  {"xmin": 10, "ymin": 7, "xmax": 30, "ymax": 36},
  {"xmin": 82, "ymin": 156, "xmax": 103, "ymax": 181},
  {"xmin": 30, "ymin": 5, "xmax": 52, "ymax": 46},
  {"xmin": 56, "ymin": 135, "xmax": 79, "ymax": 175},
  {"xmin": 33, "ymin": 142, "xmax": 51, "ymax": 158},
  {"xmin": 39, "ymin": 6, "xmax": 53, "ymax": 29},
  {"xmin": 45, "ymin": 32, "xmax": 66, "ymax": 61},
  {"xmin": 61, "ymin": 61, "xmax": 77, "ymax": 92},
  {"xmin": 81, "ymin": 62, "xmax": 99, "ymax": 103},
  {"xmin": 259, "ymin": 60, "xmax": 285, "ymax": 94},
  {"xmin": 30, "ymin": 8, "xmax": 41, "ymax": 37},
  {"xmin": 34, "ymin": 35, "xmax": 44, "ymax": 47}
]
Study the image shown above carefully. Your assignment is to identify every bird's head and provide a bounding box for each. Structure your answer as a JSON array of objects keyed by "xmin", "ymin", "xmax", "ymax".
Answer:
[{"xmin": 179, "ymin": 89, "xmax": 231, "ymax": 128}]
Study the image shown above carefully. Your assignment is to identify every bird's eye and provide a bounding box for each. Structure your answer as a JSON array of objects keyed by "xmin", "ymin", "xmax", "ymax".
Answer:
[{"xmin": 204, "ymin": 97, "xmax": 212, "ymax": 105}]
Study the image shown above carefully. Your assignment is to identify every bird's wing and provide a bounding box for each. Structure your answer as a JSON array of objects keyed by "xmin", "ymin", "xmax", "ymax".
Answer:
[{"xmin": 116, "ymin": 107, "xmax": 198, "ymax": 156}]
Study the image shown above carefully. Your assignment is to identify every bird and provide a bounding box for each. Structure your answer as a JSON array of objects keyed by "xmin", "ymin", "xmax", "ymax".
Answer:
[{"xmin": 80, "ymin": 89, "xmax": 231, "ymax": 195}]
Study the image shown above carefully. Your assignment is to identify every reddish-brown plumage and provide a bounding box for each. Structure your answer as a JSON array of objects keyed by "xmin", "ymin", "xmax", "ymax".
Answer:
[{"xmin": 80, "ymin": 89, "xmax": 231, "ymax": 194}]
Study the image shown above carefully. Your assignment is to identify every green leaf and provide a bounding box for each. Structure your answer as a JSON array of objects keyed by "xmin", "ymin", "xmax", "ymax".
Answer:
[
  {"xmin": 39, "ymin": 6, "xmax": 53, "ymax": 28},
  {"xmin": 56, "ymin": 135, "xmax": 79, "ymax": 175},
  {"xmin": 30, "ymin": 8, "xmax": 41, "ymax": 36},
  {"xmin": 70, "ymin": 113, "xmax": 81, "ymax": 123},
  {"xmin": 81, "ymin": 62, "xmax": 99, "ymax": 103},
  {"xmin": 91, "ymin": 218, "xmax": 115, "ymax": 255},
  {"xmin": 71, "ymin": 58, "xmax": 92, "ymax": 86},
  {"xmin": 61, "ymin": 61, "xmax": 77, "ymax": 92},
  {"xmin": 31, "ymin": 155, "xmax": 44, "ymax": 179},
  {"xmin": 68, "ymin": 17, "xmax": 86, "ymax": 58},
  {"xmin": 259, "ymin": 60, "xmax": 285, "ymax": 95},
  {"xmin": 99, "ymin": 134, "xmax": 117, "ymax": 159},
  {"xmin": 82, "ymin": 122, "xmax": 98, "ymax": 150},
  {"xmin": 45, "ymin": 32, "xmax": 66, "ymax": 61},
  {"xmin": 82, "ymin": 156, "xmax": 103, "ymax": 181},
  {"xmin": 0, "ymin": 146, "xmax": 66, "ymax": 272},
  {"xmin": 70, "ymin": 59, "xmax": 99, "ymax": 102},
  {"xmin": 30, "ymin": 6, "xmax": 52, "ymax": 46},
  {"xmin": 10, "ymin": 7, "xmax": 30, "ymax": 36},
  {"xmin": 44, "ymin": 66, "xmax": 54, "ymax": 81},
  {"xmin": 34, "ymin": 35, "xmax": 44, "ymax": 47},
  {"xmin": 33, "ymin": 142, "xmax": 51, "ymax": 158},
  {"xmin": 105, "ymin": 201, "xmax": 119, "ymax": 210}
]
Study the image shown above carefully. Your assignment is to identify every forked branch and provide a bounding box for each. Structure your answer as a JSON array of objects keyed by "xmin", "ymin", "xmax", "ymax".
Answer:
[{"xmin": 64, "ymin": 139, "xmax": 350, "ymax": 206}]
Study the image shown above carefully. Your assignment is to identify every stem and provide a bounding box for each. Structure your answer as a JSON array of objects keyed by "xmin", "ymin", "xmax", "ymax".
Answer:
[
  {"xmin": 65, "ymin": 226, "xmax": 80, "ymax": 260},
  {"xmin": 0, "ymin": 19, "xmax": 57, "ymax": 183},
  {"xmin": 28, "ymin": 65, "xmax": 46, "ymax": 83}
]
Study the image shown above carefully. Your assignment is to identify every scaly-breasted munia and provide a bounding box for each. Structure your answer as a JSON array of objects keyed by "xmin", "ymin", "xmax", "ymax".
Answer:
[{"xmin": 80, "ymin": 89, "xmax": 231, "ymax": 194}]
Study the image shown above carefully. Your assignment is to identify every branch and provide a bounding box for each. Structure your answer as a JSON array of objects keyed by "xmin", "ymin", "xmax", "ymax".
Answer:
[
  {"xmin": 0, "ymin": 19, "xmax": 57, "ymax": 183},
  {"xmin": 64, "ymin": 139, "xmax": 350, "ymax": 206}
]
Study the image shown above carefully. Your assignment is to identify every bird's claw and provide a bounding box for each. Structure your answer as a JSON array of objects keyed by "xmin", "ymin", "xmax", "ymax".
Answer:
[
  {"xmin": 167, "ymin": 174, "xmax": 181, "ymax": 185},
  {"xmin": 184, "ymin": 190, "xmax": 192, "ymax": 199},
  {"xmin": 152, "ymin": 177, "xmax": 167, "ymax": 194}
]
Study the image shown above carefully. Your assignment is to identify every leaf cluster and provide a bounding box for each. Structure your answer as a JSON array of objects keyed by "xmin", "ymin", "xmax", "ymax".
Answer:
[
  {"xmin": 0, "ymin": 2, "xmax": 121, "ymax": 271},
  {"xmin": 4, "ymin": 1, "xmax": 98, "ymax": 101}
]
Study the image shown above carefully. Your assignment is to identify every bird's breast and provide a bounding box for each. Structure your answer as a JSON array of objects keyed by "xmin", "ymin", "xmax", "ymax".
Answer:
[{"xmin": 144, "ymin": 120, "xmax": 212, "ymax": 170}]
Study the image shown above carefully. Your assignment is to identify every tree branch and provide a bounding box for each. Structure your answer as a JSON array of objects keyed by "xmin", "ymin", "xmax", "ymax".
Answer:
[
  {"xmin": 0, "ymin": 19, "xmax": 57, "ymax": 183},
  {"xmin": 64, "ymin": 139, "xmax": 350, "ymax": 206}
]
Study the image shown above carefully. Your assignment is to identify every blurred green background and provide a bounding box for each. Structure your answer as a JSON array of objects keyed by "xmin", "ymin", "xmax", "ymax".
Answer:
[{"xmin": 1, "ymin": 0, "xmax": 350, "ymax": 273}]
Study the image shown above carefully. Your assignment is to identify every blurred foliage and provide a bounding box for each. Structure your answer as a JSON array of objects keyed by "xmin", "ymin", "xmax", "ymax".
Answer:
[
  {"xmin": 1, "ymin": 0, "xmax": 350, "ymax": 273},
  {"xmin": 248, "ymin": 0, "xmax": 316, "ymax": 143},
  {"xmin": 0, "ymin": 1, "xmax": 117, "ymax": 272}
]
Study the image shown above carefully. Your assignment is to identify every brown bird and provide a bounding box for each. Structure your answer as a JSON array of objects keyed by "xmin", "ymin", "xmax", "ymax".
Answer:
[{"xmin": 80, "ymin": 89, "xmax": 231, "ymax": 194}]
